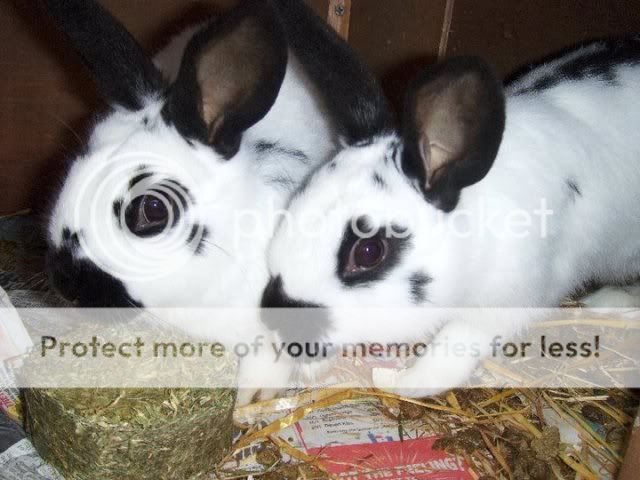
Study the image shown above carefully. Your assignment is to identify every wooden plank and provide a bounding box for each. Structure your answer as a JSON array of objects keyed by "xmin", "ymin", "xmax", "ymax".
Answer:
[
  {"xmin": 619, "ymin": 423, "xmax": 640, "ymax": 480},
  {"xmin": 327, "ymin": 0, "xmax": 351, "ymax": 40},
  {"xmin": 438, "ymin": 0, "xmax": 456, "ymax": 60},
  {"xmin": 447, "ymin": 0, "xmax": 640, "ymax": 76}
]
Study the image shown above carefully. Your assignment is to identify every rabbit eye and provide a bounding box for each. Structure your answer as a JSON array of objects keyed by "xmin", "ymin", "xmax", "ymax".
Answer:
[
  {"xmin": 347, "ymin": 237, "xmax": 387, "ymax": 273},
  {"xmin": 142, "ymin": 196, "xmax": 168, "ymax": 224},
  {"xmin": 123, "ymin": 176, "xmax": 192, "ymax": 238},
  {"xmin": 125, "ymin": 194, "xmax": 170, "ymax": 237},
  {"xmin": 338, "ymin": 218, "xmax": 411, "ymax": 286}
]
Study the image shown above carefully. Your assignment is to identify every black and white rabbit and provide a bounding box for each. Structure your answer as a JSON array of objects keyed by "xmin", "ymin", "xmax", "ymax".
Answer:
[
  {"xmin": 261, "ymin": 37, "xmax": 640, "ymax": 397},
  {"xmin": 41, "ymin": 0, "xmax": 391, "ymax": 404},
  {"xmin": 44, "ymin": 0, "xmax": 390, "ymax": 310}
]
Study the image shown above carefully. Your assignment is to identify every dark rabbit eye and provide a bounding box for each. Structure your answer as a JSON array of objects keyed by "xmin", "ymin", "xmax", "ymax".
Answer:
[
  {"xmin": 338, "ymin": 218, "xmax": 410, "ymax": 286},
  {"xmin": 123, "ymin": 176, "xmax": 191, "ymax": 238},
  {"xmin": 354, "ymin": 238, "xmax": 385, "ymax": 268},
  {"xmin": 346, "ymin": 237, "xmax": 387, "ymax": 274},
  {"xmin": 125, "ymin": 194, "xmax": 171, "ymax": 237},
  {"xmin": 142, "ymin": 196, "xmax": 168, "ymax": 223}
]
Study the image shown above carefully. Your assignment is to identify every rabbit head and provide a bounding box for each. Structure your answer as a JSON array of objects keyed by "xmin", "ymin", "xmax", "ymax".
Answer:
[
  {"xmin": 44, "ymin": 0, "xmax": 342, "ymax": 308},
  {"xmin": 261, "ymin": 57, "xmax": 507, "ymax": 344}
]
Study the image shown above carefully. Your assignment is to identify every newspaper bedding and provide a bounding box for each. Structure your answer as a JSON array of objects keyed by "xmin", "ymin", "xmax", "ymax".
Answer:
[{"xmin": 0, "ymin": 215, "xmax": 65, "ymax": 478}]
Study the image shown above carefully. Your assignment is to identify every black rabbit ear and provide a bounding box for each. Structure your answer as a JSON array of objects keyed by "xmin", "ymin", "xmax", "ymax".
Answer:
[
  {"xmin": 42, "ymin": 0, "xmax": 163, "ymax": 111},
  {"xmin": 272, "ymin": 0, "xmax": 394, "ymax": 143},
  {"xmin": 163, "ymin": 0, "xmax": 288, "ymax": 159},
  {"xmin": 402, "ymin": 57, "xmax": 505, "ymax": 212}
]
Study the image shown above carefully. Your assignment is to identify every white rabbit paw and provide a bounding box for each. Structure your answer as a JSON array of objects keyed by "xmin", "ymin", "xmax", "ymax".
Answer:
[
  {"xmin": 581, "ymin": 285, "xmax": 640, "ymax": 308},
  {"xmin": 372, "ymin": 367, "xmax": 443, "ymax": 399}
]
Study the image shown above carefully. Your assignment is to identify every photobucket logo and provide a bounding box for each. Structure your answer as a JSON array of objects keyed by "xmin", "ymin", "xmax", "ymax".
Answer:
[
  {"xmin": 71, "ymin": 151, "xmax": 207, "ymax": 282},
  {"xmin": 441, "ymin": 197, "xmax": 554, "ymax": 240},
  {"xmin": 230, "ymin": 196, "xmax": 554, "ymax": 244}
]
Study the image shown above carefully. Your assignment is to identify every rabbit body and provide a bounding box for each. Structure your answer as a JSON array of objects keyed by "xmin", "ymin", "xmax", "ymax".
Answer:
[
  {"xmin": 446, "ymin": 49, "xmax": 640, "ymax": 308},
  {"xmin": 261, "ymin": 37, "xmax": 640, "ymax": 396}
]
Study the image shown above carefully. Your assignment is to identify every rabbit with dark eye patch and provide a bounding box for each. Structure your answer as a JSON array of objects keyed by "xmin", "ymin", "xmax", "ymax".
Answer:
[
  {"xmin": 41, "ymin": 0, "xmax": 394, "ymax": 305},
  {"xmin": 41, "ymin": 0, "xmax": 392, "ymax": 404},
  {"xmin": 45, "ymin": 0, "xmax": 390, "ymax": 310},
  {"xmin": 260, "ymin": 36, "xmax": 640, "ymax": 397}
]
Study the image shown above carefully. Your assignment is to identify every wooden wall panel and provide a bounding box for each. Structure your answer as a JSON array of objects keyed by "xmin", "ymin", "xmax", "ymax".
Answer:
[
  {"xmin": 348, "ymin": 0, "xmax": 446, "ymax": 108},
  {"xmin": 446, "ymin": 0, "xmax": 640, "ymax": 77}
]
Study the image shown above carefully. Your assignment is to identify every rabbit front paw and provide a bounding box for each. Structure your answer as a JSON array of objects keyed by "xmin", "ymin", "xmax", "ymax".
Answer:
[{"xmin": 372, "ymin": 367, "xmax": 444, "ymax": 398}]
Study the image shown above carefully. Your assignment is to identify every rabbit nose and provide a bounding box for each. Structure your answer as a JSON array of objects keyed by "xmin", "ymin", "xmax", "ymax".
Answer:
[
  {"xmin": 260, "ymin": 276, "xmax": 332, "ymax": 355},
  {"xmin": 260, "ymin": 276, "xmax": 321, "ymax": 309},
  {"xmin": 46, "ymin": 245, "xmax": 142, "ymax": 308}
]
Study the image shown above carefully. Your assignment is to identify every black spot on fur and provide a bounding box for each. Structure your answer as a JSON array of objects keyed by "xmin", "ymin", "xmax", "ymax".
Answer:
[
  {"xmin": 372, "ymin": 172, "xmax": 387, "ymax": 189},
  {"xmin": 337, "ymin": 217, "xmax": 411, "ymax": 287},
  {"xmin": 261, "ymin": 276, "xmax": 330, "ymax": 361},
  {"xmin": 47, "ymin": 245, "xmax": 142, "ymax": 307},
  {"xmin": 128, "ymin": 171, "xmax": 154, "ymax": 191},
  {"xmin": 327, "ymin": 161, "xmax": 337, "ymax": 171},
  {"xmin": 163, "ymin": 181, "xmax": 193, "ymax": 215},
  {"xmin": 188, "ymin": 226, "xmax": 209, "ymax": 255},
  {"xmin": 289, "ymin": 169, "xmax": 315, "ymax": 200},
  {"xmin": 509, "ymin": 36, "xmax": 640, "ymax": 94},
  {"xmin": 566, "ymin": 179, "xmax": 582, "ymax": 198},
  {"xmin": 187, "ymin": 225, "xmax": 199, "ymax": 243},
  {"xmin": 409, "ymin": 272, "xmax": 432, "ymax": 304},
  {"xmin": 254, "ymin": 140, "xmax": 277, "ymax": 151},
  {"xmin": 266, "ymin": 175, "xmax": 296, "ymax": 190},
  {"xmin": 113, "ymin": 198, "xmax": 123, "ymax": 226},
  {"xmin": 384, "ymin": 140, "xmax": 401, "ymax": 167},
  {"xmin": 142, "ymin": 116, "xmax": 149, "ymax": 126},
  {"xmin": 61, "ymin": 228, "xmax": 80, "ymax": 249},
  {"xmin": 255, "ymin": 140, "xmax": 309, "ymax": 164}
]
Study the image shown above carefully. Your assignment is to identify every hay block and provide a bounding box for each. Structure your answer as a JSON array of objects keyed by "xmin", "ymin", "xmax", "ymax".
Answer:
[{"xmin": 24, "ymin": 387, "xmax": 236, "ymax": 479}]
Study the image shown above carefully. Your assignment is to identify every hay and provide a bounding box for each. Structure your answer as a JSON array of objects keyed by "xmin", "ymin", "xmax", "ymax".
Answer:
[
  {"xmin": 222, "ymin": 309, "xmax": 639, "ymax": 478},
  {"xmin": 25, "ymin": 387, "xmax": 235, "ymax": 480},
  {"xmin": 223, "ymin": 387, "xmax": 639, "ymax": 479},
  {"xmin": 20, "ymin": 311, "xmax": 238, "ymax": 480}
]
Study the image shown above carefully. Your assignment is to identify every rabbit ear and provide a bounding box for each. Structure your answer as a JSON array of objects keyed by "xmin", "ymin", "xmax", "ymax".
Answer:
[
  {"xmin": 273, "ymin": 0, "xmax": 394, "ymax": 144},
  {"xmin": 402, "ymin": 56, "xmax": 505, "ymax": 212},
  {"xmin": 164, "ymin": 0, "xmax": 288, "ymax": 159},
  {"xmin": 42, "ymin": 0, "xmax": 163, "ymax": 111}
]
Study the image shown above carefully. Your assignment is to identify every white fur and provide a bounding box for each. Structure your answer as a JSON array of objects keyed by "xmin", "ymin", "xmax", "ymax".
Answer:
[
  {"xmin": 265, "ymin": 46, "xmax": 640, "ymax": 396},
  {"xmin": 582, "ymin": 285, "xmax": 640, "ymax": 308}
]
